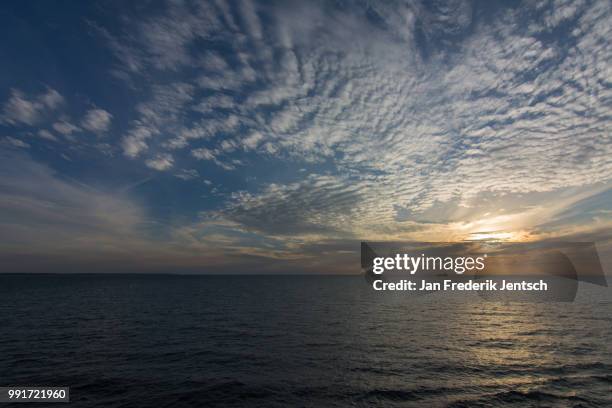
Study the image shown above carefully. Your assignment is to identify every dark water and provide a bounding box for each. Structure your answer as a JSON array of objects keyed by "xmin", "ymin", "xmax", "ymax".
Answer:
[{"xmin": 1, "ymin": 275, "xmax": 611, "ymax": 407}]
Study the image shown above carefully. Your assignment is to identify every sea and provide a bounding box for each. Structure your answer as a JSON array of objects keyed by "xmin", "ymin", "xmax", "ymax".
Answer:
[{"xmin": 1, "ymin": 274, "xmax": 611, "ymax": 407}]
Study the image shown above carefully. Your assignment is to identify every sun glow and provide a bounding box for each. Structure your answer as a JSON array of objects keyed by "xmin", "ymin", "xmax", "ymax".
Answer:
[
  {"xmin": 455, "ymin": 214, "xmax": 535, "ymax": 242},
  {"xmin": 467, "ymin": 231, "xmax": 516, "ymax": 241}
]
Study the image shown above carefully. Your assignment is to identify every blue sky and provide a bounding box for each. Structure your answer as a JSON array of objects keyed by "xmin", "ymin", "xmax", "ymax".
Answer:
[{"xmin": 0, "ymin": 0, "xmax": 611, "ymax": 273}]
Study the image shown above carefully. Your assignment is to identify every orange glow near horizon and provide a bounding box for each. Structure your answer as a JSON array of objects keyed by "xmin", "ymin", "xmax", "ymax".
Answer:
[{"xmin": 467, "ymin": 231, "xmax": 516, "ymax": 241}]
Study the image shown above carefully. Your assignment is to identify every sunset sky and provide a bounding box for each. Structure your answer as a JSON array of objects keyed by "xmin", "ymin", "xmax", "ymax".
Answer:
[{"xmin": 0, "ymin": 0, "xmax": 610, "ymax": 273}]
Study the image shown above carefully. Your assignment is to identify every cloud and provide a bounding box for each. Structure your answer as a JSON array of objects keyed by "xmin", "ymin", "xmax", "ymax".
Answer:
[
  {"xmin": 0, "ymin": 150, "xmax": 321, "ymax": 273},
  {"xmin": 120, "ymin": 83, "xmax": 194, "ymax": 160},
  {"xmin": 191, "ymin": 147, "xmax": 215, "ymax": 160},
  {"xmin": 145, "ymin": 153, "xmax": 174, "ymax": 171},
  {"xmin": 242, "ymin": 132, "xmax": 264, "ymax": 150},
  {"xmin": 94, "ymin": 142, "xmax": 115, "ymax": 157},
  {"xmin": 81, "ymin": 108, "xmax": 112, "ymax": 133},
  {"xmin": 0, "ymin": 88, "xmax": 113, "ymax": 149},
  {"xmin": 218, "ymin": 174, "xmax": 366, "ymax": 238},
  {"xmin": 2, "ymin": 136, "xmax": 30, "ymax": 149},
  {"xmin": 191, "ymin": 147, "xmax": 237, "ymax": 170},
  {"xmin": 122, "ymin": 125, "xmax": 157, "ymax": 157},
  {"xmin": 0, "ymin": 88, "xmax": 63, "ymax": 126},
  {"xmin": 91, "ymin": 0, "xmax": 612, "ymax": 247},
  {"xmin": 38, "ymin": 129, "xmax": 58, "ymax": 142},
  {"xmin": 52, "ymin": 120, "xmax": 80, "ymax": 136},
  {"xmin": 175, "ymin": 168, "xmax": 199, "ymax": 180},
  {"xmin": 102, "ymin": 0, "xmax": 226, "ymax": 76},
  {"xmin": 0, "ymin": 149, "xmax": 145, "ymax": 254}
]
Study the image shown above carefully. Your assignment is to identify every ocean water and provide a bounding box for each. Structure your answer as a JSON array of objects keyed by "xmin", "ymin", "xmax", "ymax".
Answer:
[{"xmin": 1, "ymin": 274, "xmax": 611, "ymax": 407}]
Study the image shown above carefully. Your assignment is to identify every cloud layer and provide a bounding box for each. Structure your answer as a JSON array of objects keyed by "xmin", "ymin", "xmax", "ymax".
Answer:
[
  {"xmin": 0, "ymin": 0, "xmax": 611, "ymax": 272},
  {"xmin": 102, "ymin": 0, "xmax": 611, "ymax": 240}
]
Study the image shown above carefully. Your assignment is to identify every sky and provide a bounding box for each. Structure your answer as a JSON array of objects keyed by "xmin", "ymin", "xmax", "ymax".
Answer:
[{"xmin": 0, "ymin": 0, "xmax": 610, "ymax": 274}]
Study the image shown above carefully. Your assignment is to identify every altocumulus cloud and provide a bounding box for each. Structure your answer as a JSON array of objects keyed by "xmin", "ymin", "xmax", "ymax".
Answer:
[
  {"xmin": 145, "ymin": 153, "xmax": 174, "ymax": 171},
  {"xmin": 0, "ymin": 88, "xmax": 63, "ymax": 126},
  {"xmin": 81, "ymin": 108, "xmax": 113, "ymax": 133},
  {"xmin": 102, "ymin": 0, "xmax": 611, "ymax": 228}
]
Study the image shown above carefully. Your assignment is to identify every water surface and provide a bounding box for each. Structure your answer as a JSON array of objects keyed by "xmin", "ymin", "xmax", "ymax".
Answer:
[{"xmin": 1, "ymin": 274, "xmax": 611, "ymax": 407}]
